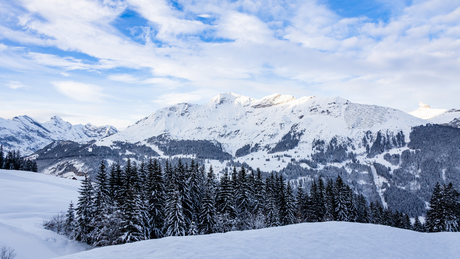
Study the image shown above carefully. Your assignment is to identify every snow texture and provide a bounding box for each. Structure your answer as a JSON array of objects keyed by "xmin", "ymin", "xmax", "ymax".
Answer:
[
  {"xmin": 55, "ymin": 221, "xmax": 460, "ymax": 259},
  {"xmin": 0, "ymin": 170, "xmax": 89, "ymax": 259}
]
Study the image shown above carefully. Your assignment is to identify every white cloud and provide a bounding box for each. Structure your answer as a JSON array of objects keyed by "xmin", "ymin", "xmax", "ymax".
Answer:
[
  {"xmin": 6, "ymin": 81, "xmax": 25, "ymax": 89},
  {"xmin": 52, "ymin": 81, "xmax": 105, "ymax": 102},
  {"xmin": 152, "ymin": 92, "xmax": 202, "ymax": 105},
  {"xmin": 107, "ymin": 74, "xmax": 137, "ymax": 83}
]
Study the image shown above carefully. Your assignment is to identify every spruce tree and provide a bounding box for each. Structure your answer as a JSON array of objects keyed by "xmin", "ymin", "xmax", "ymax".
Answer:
[
  {"xmin": 75, "ymin": 175, "xmax": 94, "ymax": 244},
  {"xmin": 413, "ymin": 216, "xmax": 425, "ymax": 232},
  {"xmin": 146, "ymin": 159, "xmax": 165, "ymax": 239},
  {"xmin": 165, "ymin": 185, "xmax": 187, "ymax": 236},
  {"xmin": 282, "ymin": 181, "xmax": 297, "ymax": 226},
  {"xmin": 426, "ymin": 183, "xmax": 444, "ymax": 232},
  {"xmin": 199, "ymin": 166, "xmax": 217, "ymax": 234},
  {"xmin": 295, "ymin": 182, "xmax": 306, "ymax": 223},
  {"xmin": 64, "ymin": 201, "xmax": 75, "ymax": 238}
]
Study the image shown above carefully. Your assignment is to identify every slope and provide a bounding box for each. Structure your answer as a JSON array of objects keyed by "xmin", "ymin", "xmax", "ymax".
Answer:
[
  {"xmin": 55, "ymin": 221, "xmax": 460, "ymax": 259},
  {"xmin": 0, "ymin": 170, "xmax": 89, "ymax": 259}
]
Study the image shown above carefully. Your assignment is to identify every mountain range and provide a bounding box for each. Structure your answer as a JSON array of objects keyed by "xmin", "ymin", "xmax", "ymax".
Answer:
[
  {"xmin": 2, "ymin": 92, "xmax": 460, "ymax": 217},
  {"xmin": 0, "ymin": 115, "xmax": 118, "ymax": 155}
]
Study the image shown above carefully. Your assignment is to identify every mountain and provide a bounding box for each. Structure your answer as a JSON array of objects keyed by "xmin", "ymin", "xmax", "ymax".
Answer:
[
  {"xmin": 30, "ymin": 93, "xmax": 460, "ymax": 216},
  {"xmin": 409, "ymin": 102, "xmax": 460, "ymax": 128},
  {"xmin": 0, "ymin": 115, "xmax": 118, "ymax": 155}
]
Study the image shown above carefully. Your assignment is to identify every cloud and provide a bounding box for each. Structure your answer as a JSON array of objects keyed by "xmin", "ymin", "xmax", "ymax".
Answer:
[
  {"xmin": 0, "ymin": 0, "xmax": 460, "ymax": 121},
  {"xmin": 52, "ymin": 81, "xmax": 105, "ymax": 102},
  {"xmin": 107, "ymin": 73, "xmax": 137, "ymax": 83},
  {"xmin": 152, "ymin": 92, "xmax": 202, "ymax": 105},
  {"xmin": 6, "ymin": 81, "xmax": 25, "ymax": 89}
]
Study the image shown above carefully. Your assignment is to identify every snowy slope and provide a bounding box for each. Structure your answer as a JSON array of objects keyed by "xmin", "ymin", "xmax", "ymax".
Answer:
[
  {"xmin": 0, "ymin": 115, "xmax": 117, "ymax": 155},
  {"xmin": 409, "ymin": 102, "xmax": 460, "ymax": 127},
  {"xmin": 409, "ymin": 102, "xmax": 447, "ymax": 120},
  {"xmin": 99, "ymin": 93, "xmax": 424, "ymax": 155},
  {"xmin": 0, "ymin": 170, "xmax": 89, "ymax": 259},
  {"xmin": 55, "ymin": 222, "xmax": 460, "ymax": 259}
]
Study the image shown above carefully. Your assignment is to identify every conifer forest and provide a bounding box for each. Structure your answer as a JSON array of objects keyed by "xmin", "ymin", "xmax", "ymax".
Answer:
[{"xmin": 44, "ymin": 158, "xmax": 460, "ymax": 247}]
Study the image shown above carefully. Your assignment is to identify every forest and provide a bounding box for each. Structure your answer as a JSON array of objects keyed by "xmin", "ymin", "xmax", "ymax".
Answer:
[
  {"xmin": 43, "ymin": 158, "xmax": 460, "ymax": 247},
  {"xmin": 0, "ymin": 146, "xmax": 37, "ymax": 172}
]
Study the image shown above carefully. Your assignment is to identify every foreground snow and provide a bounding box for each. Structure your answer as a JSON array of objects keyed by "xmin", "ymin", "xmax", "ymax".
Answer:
[
  {"xmin": 0, "ymin": 170, "xmax": 89, "ymax": 259},
  {"xmin": 56, "ymin": 222, "xmax": 460, "ymax": 259}
]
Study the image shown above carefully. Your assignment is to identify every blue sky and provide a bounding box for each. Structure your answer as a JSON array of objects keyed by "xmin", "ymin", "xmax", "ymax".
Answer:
[{"xmin": 0, "ymin": 0, "xmax": 459, "ymax": 129}]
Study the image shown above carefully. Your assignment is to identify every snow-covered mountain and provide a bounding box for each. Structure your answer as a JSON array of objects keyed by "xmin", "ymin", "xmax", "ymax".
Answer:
[
  {"xmin": 100, "ymin": 92, "xmax": 424, "ymax": 157},
  {"xmin": 31, "ymin": 93, "xmax": 460, "ymax": 217},
  {"xmin": 0, "ymin": 115, "xmax": 118, "ymax": 155},
  {"xmin": 409, "ymin": 102, "xmax": 460, "ymax": 127}
]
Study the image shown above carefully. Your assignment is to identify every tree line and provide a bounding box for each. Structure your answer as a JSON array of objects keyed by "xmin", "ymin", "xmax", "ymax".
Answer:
[
  {"xmin": 0, "ymin": 146, "xmax": 37, "ymax": 172},
  {"xmin": 44, "ymin": 159, "xmax": 459, "ymax": 247}
]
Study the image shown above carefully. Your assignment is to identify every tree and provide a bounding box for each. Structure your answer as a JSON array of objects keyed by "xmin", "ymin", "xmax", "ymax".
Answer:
[
  {"xmin": 75, "ymin": 175, "xmax": 94, "ymax": 244},
  {"xmin": 145, "ymin": 159, "xmax": 165, "ymax": 239},
  {"xmin": 64, "ymin": 201, "xmax": 75, "ymax": 238},
  {"xmin": 199, "ymin": 166, "xmax": 217, "ymax": 234},
  {"xmin": 165, "ymin": 185, "xmax": 187, "ymax": 236},
  {"xmin": 426, "ymin": 183, "xmax": 444, "ymax": 232}
]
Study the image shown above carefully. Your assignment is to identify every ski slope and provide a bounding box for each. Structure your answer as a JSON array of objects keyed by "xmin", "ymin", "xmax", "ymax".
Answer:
[{"xmin": 0, "ymin": 170, "xmax": 89, "ymax": 259}]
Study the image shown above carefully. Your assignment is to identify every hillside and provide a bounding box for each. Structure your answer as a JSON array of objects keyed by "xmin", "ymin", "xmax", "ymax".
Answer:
[
  {"xmin": 0, "ymin": 170, "xmax": 89, "ymax": 259},
  {"xmin": 55, "ymin": 221, "xmax": 460, "ymax": 259}
]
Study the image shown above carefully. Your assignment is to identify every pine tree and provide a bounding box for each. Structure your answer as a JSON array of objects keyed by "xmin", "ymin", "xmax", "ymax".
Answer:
[
  {"xmin": 165, "ymin": 185, "xmax": 187, "ymax": 236},
  {"xmin": 119, "ymin": 185, "xmax": 145, "ymax": 243},
  {"xmin": 75, "ymin": 175, "xmax": 94, "ymax": 244},
  {"xmin": 413, "ymin": 216, "xmax": 425, "ymax": 232},
  {"xmin": 145, "ymin": 159, "xmax": 165, "ymax": 239},
  {"xmin": 334, "ymin": 176, "xmax": 350, "ymax": 222},
  {"xmin": 199, "ymin": 166, "xmax": 217, "ymax": 234},
  {"xmin": 282, "ymin": 181, "xmax": 297, "ymax": 225},
  {"xmin": 444, "ymin": 183, "xmax": 459, "ymax": 232},
  {"xmin": 295, "ymin": 182, "xmax": 306, "ymax": 223},
  {"xmin": 64, "ymin": 201, "xmax": 75, "ymax": 238},
  {"xmin": 426, "ymin": 183, "xmax": 444, "ymax": 232},
  {"xmin": 91, "ymin": 161, "xmax": 112, "ymax": 246},
  {"xmin": 355, "ymin": 194, "xmax": 369, "ymax": 223},
  {"xmin": 324, "ymin": 179, "xmax": 336, "ymax": 221},
  {"xmin": 265, "ymin": 173, "xmax": 280, "ymax": 227}
]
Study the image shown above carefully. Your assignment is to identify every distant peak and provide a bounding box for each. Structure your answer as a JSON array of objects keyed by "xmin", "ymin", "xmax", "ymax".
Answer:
[
  {"xmin": 419, "ymin": 102, "xmax": 431, "ymax": 109},
  {"xmin": 50, "ymin": 115, "xmax": 64, "ymax": 121},
  {"xmin": 252, "ymin": 93, "xmax": 296, "ymax": 108}
]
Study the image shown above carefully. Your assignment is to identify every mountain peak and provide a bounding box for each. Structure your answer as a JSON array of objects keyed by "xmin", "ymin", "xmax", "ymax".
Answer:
[
  {"xmin": 419, "ymin": 102, "xmax": 431, "ymax": 109},
  {"xmin": 251, "ymin": 93, "xmax": 296, "ymax": 108}
]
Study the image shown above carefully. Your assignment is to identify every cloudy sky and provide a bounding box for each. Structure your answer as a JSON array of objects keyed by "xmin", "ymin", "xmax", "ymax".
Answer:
[{"xmin": 0, "ymin": 0, "xmax": 459, "ymax": 129}]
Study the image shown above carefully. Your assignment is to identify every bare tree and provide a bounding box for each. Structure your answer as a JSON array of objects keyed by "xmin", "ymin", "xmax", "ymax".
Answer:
[{"xmin": 0, "ymin": 246, "xmax": 16, "ymax": 259}]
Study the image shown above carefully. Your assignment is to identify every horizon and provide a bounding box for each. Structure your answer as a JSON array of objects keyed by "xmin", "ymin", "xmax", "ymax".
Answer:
[{"xmin": 1, "ymin": 0, "xmax": 459, "ymax": 130}]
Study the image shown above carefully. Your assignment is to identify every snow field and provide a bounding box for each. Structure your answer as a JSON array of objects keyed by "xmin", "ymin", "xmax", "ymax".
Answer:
[
  {"xmin": 0, "ymin": 170, "xmax": 89, "ymax": 259},
  {"xmin": 56, "ymin": 221, "xmax": 460, "ymax": 259}
]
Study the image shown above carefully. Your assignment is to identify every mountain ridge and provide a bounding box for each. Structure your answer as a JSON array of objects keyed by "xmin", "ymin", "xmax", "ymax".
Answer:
[{"xmin": 0, "ymin": 115, "xmax": 118, "ymax": 155}]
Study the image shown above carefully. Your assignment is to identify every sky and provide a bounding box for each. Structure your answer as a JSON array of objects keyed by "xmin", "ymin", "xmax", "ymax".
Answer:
[{"xmin": 0, "ymin": 0, "xmax": 459, "ymax": 130}]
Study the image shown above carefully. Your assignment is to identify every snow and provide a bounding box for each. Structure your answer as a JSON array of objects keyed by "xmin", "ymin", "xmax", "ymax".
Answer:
[
  {"xmin": 55, "ymin": 222, "xmax": 460, "ymax": 259},
  {"xmin": 94, "ymin": 93, "xmax": 426, "ymax": 172},
  {"xmin": 409, "ymin": 102, "xmax": 447, "ymax": 120},
  {"xmin": 0, "ymin": 115, "xmax": 118, "ymax": 155},
  {"xmin": 0, "ymin": 170, "xmax": 89, "ymax": 259}
]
